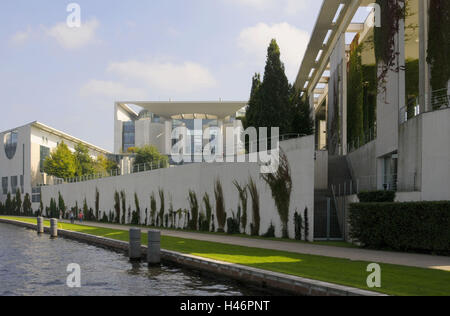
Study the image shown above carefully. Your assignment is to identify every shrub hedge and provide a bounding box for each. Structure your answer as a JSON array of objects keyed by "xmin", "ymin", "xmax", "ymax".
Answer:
[
  {"xmin": 357, "ymin": 191, "xmax": 396, "ymax": 203},
  {"xmin": 349, "ymin": 202, "xmax": 450, "ymax": 255}
]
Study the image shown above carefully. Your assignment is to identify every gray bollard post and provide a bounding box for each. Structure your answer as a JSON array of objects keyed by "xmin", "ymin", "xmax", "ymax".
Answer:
[
  {"xmin": 147, "ymin": 230, "xmax": 161, "ymax": 265},
  {"xmin": 129, "ymin": 228, "xmax": 142, "ymax": 261},
  {"xmin": 37, "ymin": 217, "xmax": 44, "ymax": 234},
  {"xmin": 50, "ymin": 219, "xmax": 58, "ymax": 238}
]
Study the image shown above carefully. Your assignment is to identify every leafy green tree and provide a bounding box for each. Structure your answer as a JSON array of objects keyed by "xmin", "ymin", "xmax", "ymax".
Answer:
[
  {"xmin": 262, "ymin": 151, "xmax": 292, "ymax": 239},
  {"xmin": 134, "ymin": 146, "xmax": 168, "ymax": 168},
  {"xmin": 95, "ymin": 188, "xmax": 100, "ymax": 221},
  {"xmin": 23, "ymin": 194, "xmax": 32, "ymax": 216},
  {"xmin": 247, "ymin": 39, "xmax": 292, "ymax": 135},
  {"xmin": 159, "ymin": 189, "xmax": 165, "ymax": 228},
  {"xmin": 245, "ymin": 73, "xmax": 262, "ymax": 130},
  {"xmin": 5, "ymin": 193, "xmax": 12, "ymax": 213},
  {"xmin": 15, "ymin": 189, "xmax": 22, "ymax": 215},
  {"xmin": 290, "ymin": 89, "xmax": 314, "ymax": 136},
  {"xmin": 58, "ymin": 192, "xmax": 66, "ymax": 215},
  {"xmin": 114, "ymin": 191, "xmax": 121, "ymax": 224},
  {"xmin": 347, "ymin": 44, "xmax": 364, "ymax": 144},
  {"xmin": 74, "ymin": 143, "xmax": 95, "ymax": 176},
  {"xmin": 94, "ymin": 155, "xmax": 118, "ymax": 174},
  {"xmin": 43, "ymin": 142, "xmax": 76, "ymax": 179}
]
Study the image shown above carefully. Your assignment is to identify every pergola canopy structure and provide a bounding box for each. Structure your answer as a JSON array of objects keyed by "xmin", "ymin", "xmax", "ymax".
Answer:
[
  {"xmin": 294, "ymin": 0, "xmax": 374, "ymax": 100},
  {"xmin": 117, "ymin": 101, "xmax": 247, "ymax": 120}
]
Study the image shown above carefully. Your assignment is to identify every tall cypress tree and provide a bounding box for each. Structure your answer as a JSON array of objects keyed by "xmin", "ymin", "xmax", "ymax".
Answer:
[
  {"xmin": 290, "ymin": 88, "xmax": 314, "ymax": 136},
  {"xmin": 245, "ymin": 39, "xmax": 292, "ymax": 135},
  {"xmin": 245, "ymin": 73, "xmax": 262, "ymax": 130},
  {"xmin": 259, "ymin": 39, "xmax": 292, "ymax": 135}
]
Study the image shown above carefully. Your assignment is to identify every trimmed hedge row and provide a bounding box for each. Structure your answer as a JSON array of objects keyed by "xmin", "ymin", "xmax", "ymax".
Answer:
[
  {"xmin": 357, "ymin": 191, "xmax": 396, "ymax": 203},
  {"xmin": 349, "ymin": 202, "xmax": 450, "ymax": 255}
]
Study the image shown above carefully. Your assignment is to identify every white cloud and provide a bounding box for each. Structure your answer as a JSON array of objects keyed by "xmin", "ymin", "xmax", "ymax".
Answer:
[
  {"xmin": 238, "ymin": 22, "xmax": 310, "ymax": 80},
  {"xmin": 46, "ymin": 18, "xmax": 99, "ymax": 50},
  {"xmin": 10, "ymin": 28, "xmax": 33, "ymax": 45},
  {"xmin": 107, "ymin": 60, "xmax": 217, "ymax": 94},
  {"xmin": 80, "ymin": 80, "xmax": 148, "ymax": 100},
  {"xmin": 229, "ymin": 0, "xmax": 314, "ymax": 15}
]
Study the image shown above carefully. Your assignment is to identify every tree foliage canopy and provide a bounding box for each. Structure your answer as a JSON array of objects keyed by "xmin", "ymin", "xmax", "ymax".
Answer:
[
  {"xmin": 134, "ymin": 145, "xmax": 169, "ymax": 167},
  {"xmin": 44, "ymin": 142, "xmax": 118, "ymax": 179},
  {"xmin": 245, "ymin": 39, "xmax": 313, "ymax": 137}
]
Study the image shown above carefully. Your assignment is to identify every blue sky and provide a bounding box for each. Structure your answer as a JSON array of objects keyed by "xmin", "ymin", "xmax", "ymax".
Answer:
[{"xmin": 0, "ymin": 0, "xmax": 325, "ymax": 151}]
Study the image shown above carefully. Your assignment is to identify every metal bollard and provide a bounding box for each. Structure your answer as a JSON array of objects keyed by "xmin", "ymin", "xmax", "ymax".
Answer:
[
  {"xmin": 129, "ymin": 228, "xmax": 142, "ymax": 261},
  {"xmin": 147, "ymin": 230, "xmax": 161, "ymax": 265},
  {"xmin": 50, "ymin": 219, "xmax": 58, "ymax": 238},
  {"xmin": 37, "ymin": 217, "xmax": 44, "ymax": 234}
]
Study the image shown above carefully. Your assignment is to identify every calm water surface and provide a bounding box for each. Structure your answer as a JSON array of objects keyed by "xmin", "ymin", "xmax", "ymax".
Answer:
[{"xmin": 0, "ymin": 223, "xmax": 264, "ymax": 296}]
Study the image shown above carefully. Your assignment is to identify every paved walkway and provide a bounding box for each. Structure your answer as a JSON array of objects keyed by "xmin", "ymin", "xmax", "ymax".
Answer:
[{"xmin": 62, "ymin": 220, "xmax": 450, "ymax": 271}]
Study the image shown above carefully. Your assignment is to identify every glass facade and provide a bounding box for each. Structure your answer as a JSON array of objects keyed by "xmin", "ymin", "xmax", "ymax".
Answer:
[
  {"xmin": 122, "ymin": 121, "xmax": 135, "ymax": 153},
  {"xmin": 4, "ymin": 131, "xmax": 18, "ymax": 160},
  {"xmin": 172, "ymin": 119, "xmax": 219, "ymax": 162},
  {"xmin": 40, "ymin": 146, "xmax": 50, "ymax": 173}
]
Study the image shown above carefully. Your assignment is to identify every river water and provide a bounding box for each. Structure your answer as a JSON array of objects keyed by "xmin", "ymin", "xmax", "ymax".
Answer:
[{"xmin": 0, "ymin": 223, "xmax": 263, "ymax": 296}]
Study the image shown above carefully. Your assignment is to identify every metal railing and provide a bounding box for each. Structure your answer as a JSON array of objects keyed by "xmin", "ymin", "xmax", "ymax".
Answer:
[
  {"xmin": 331, "ymin": 172, "xmax": 420, "ymax": 197},
  {"xmin": 39, "ymin": 159, "xmax": 171, "ymax": 187},
  {"xmin": 131, "ymin": 161, "xmax": 169, "ymax": 173},
  {"xmin": 400, "ymin": 89, "xmax": 449, "ymax": 124},
  {"xmin": 347, "ymin": 125, "xmax": 377, "ymax": 154},
  {"xmin": 400, "ymin": 97, "xmax": 421, "ymax": 124},
  {"xmin": 431, "ymin": 88, "xmax": 450, "ymax": 110}
]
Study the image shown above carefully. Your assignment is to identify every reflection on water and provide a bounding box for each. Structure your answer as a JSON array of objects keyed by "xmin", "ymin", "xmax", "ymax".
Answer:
[{"xmin": 0, "ymin": 223, "xmax": 263, "ymax": 296}]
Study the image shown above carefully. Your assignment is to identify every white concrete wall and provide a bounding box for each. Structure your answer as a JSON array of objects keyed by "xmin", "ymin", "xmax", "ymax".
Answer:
[
  {"xmin": 0, "ymin": 125, "xmax": 31, "ymax": 203},
  {"xmin": 398, "ymin": 115, "xmax": 422, "ymax": 192},
  {"xmin": 420, "ymin": 108, "xmax": 450, "ymax": 201},
  {"xmin": 346, "ymin": 140, "xmax": 377, "ymax": 191},
  {"xmin": 42, "ymin": 136, "xmax": 315, "ymax": 240},
  {"xmin": 314, "ymin": 150, "xmax": 328, "ymax": 190}
]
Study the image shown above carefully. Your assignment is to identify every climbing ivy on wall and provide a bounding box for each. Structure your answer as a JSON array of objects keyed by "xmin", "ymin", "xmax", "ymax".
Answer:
[
  {"xmin": 362, "ymin": 64, "xmax": 377, "ymax": 133},
  {"xmin": 427, "ymin": 0, "xmax": 450, "ymax": 92},
  {"xmin": 374, "ymin": 0, "xmax": 406, "ymax": 90},
  {"xmin": 347, "ymin": 41, "xmax": 364, "ymax": 144}
]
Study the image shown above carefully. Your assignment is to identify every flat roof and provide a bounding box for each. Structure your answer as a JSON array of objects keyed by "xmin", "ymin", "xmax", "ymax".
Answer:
[
  {"xmin": 31, "ymin": 122, "xmax": 111, "ymax": 154},
  {"xmin": 117, "ymin": 101, "xmax": 248, "ymax": 119},
  {"xmin": 0, "ymin": 121, "xmax": 110, "ymax": 155}
]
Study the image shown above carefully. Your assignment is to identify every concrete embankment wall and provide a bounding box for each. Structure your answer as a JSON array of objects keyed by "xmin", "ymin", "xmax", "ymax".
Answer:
[{"xmin": 42, "ymin": 136, "xmax": 315, "ymax": 240}]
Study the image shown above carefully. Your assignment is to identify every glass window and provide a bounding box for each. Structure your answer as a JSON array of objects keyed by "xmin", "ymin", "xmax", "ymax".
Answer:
[
  {"xmin": 2, "ymin": 177, "xmax": 8, "ymax": 195},
  {"xmin": 40, "ymin": 146, "xmax": 50, "ymax": 173},
  {"xmin": 11, "ymin": 176, "xmax": 18, "ymax": 194},
  {"xmin": 122, "ymin": 121, "xmax": 135, "ymax": 153},
  {"xmin": 32, "ymin": 187, "xmax": 41, "ymax": 203},
  {"xmin": 20, "ymin": 175, "xmax": 24, "ymax": 193},
  {"xmin": 4, "ymin": 131, "xmax": 18, "ymax": 160}
]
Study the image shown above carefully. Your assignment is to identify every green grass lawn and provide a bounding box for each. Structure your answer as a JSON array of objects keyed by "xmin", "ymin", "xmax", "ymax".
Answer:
[{"xmin": 1, "ymin": 216, "xmax": 449, "ymax": 296}]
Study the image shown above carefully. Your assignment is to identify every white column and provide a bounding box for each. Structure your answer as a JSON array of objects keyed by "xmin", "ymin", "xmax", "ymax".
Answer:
[{"xmin": 419, "ymin": 0, "xmax": 431, "ymax": 113}]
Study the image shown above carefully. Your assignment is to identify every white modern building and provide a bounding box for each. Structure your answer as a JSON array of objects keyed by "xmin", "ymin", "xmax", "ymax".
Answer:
[
  {"xmin": 297, "ymin": 0, "xmax": 450, "ymax": 239},
  {"xmin": 114, "ymin": 101, "xmax": 247, "ymax": 162},
  {"xmin": 0, "ymin": 122, "xmax": 110, "ymax": 209}
]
